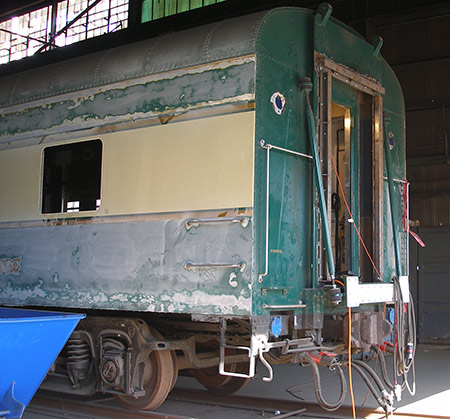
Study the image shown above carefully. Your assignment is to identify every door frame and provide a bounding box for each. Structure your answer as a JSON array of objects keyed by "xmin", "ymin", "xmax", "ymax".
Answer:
[{"xmin": 314, "ymin": 52, "xmax": 385, "ymax": 281}]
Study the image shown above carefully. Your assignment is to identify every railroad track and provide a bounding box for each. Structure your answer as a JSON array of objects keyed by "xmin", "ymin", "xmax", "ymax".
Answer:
[
  {"xmin": 169, "ymin": 388, "xmax": 450, "ymax": 419},
  {"xmin": 25, "ymin": 393, "xmax": 189, "ymax": 419},
  {"xmin": 26, "ymin": 388, "xmax": 450, "ymax": 419}
]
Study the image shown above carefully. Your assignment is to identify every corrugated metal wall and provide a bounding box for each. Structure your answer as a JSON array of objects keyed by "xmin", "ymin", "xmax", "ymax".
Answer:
[
  {"xmin": 376, "ymin": 13, "xmax": 450, "ymax": 227},
  {"xmin": 374, "ymin": 6, "xmax": 450, "ymax": 343},
  {"xmin": 411, "ymin": 227, "xmax": 450, "ymax": 343},
  {"xmin": 409, "ymin": 165, "xmax": 450, "ymax": 226}
]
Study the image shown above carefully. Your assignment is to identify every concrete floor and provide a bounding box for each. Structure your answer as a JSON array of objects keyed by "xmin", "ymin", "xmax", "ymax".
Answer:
[
  {"xmin": 171, "ymin": 344, "xmax": 450, "ymax": 417},
  {"xmin": 24, "ymin": 344, "xmax": 450, "ymax": 418}
]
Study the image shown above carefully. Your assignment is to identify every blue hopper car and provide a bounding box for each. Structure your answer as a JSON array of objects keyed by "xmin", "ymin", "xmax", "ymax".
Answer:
[{"xmin": 0, "ymin": 308, "xmax": 84, "ymax": 418}]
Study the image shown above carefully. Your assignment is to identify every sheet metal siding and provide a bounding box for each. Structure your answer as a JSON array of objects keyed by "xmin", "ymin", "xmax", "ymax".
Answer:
[
  {"xmin": 406, "ymin": 107, "xmax": 450, "ymax": 160},
  {"xmin": 0, "ymin": 216, "xmax": 252, "ymax": 315},
  {"xmin": 382, "ymin": 105, "xmax": 407, "ymax": 280},
  {"xmin": 315, "ymin": 18, "xmax": 383, "ymax": 81},
  {"xmin": 0, "ymin": 8, "xmax": 408, "ymax": 318},
  {"xmin": 0, "ymin": 59, "xmax": 256, "ymax": 146},
  {"xmin": 379, "ymin": 16, "xmax": 450, "ymax": 162},
  {"xmin": 409, "ymin": 164, "xmax": 450, "ymax": 226},
  {"xmin": 252, "ymin": 9, "xmax": 314, "ymax": 315},
  {"xmin": 416, "ymin": 226, "xmax": 450, "ymax": 343},
  {"xmin": 0, "ymin": 11, "xmax": 266, "ymax": 316},
  {"xmin": 251, "ymin": 8, "xmax": 406, "ymax": 314},
  {"xmin": 0, "ymin": 12, "xmax": 264, "ymax": 147},
  {"xmin": 378, "ymin": 42, "xmax": 407, "ymax": 280},
  {"xmin": 0, "ymin": 12, "xmax": 264, "ymax": 108}
]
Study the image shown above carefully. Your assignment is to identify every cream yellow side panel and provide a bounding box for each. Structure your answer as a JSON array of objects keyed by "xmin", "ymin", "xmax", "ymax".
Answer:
[
  {"xmin": 0, "ymin": 111, "xmax": 255, "ymax": 222},
  {"xmin": 0, "ymin": 146, "xmax": 42, "ymax": 222},
  {"xmin": 103, "ymin": 111, "xmax": 254, "ymax": 216}
]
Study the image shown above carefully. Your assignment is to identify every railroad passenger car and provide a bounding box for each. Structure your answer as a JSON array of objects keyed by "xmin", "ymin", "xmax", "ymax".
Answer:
[{"xmin": 0, "ymin": 4, "xmax": 415, "ymax": 412}]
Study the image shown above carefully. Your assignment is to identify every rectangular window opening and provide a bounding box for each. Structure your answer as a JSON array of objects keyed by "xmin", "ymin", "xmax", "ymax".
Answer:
[{"xmin": 42, "ymin": 139, "xmax": 102, "ymax": 214}]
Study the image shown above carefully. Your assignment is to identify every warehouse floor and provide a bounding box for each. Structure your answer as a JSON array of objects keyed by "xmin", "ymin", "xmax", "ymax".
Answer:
[
  {"xmin": 174, "ymin": 344, "xmax": 450, "ymax": 417},
  {"xmin": 24, "ymin": 344, "xmax": 450, "ymax": 418}
]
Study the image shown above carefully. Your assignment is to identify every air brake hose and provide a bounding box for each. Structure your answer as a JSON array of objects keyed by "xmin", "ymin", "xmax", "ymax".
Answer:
[
  {"xmin": 371, "ymin": 346, "xmax": 395, "ymax": 391},
  {"xmin": 352, "ymin": 359, "xmax": 392, "ymax": 404},
  {"xmin": 350, "ymin": 363, "xmax": 391, "ymax": 413},
  {"xmin": 300, "ymin": 352, "xmax": 347, "ymax": 411}
]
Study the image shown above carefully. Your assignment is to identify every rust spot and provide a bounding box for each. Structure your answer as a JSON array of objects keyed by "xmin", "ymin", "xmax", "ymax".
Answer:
[
  {"xmin": 46, "ymin": 217, "xmax": 94, "ymax": 227},
  {"xmin": 0, "ymin": 257, "xmax": 22, "ymax": 275},
  {"xmin": 158, "ymin": 114, "xmax": 175, "ymax": 125}
]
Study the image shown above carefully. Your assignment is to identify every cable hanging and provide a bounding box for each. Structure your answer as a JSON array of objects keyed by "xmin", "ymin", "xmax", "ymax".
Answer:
[
  {"xmin": 330, "ymin": 146, "xmax": 417, "ymax": 402},
  {"xmin": 330, "ymin": 153, "xmax": 383, "ymax": 280}
]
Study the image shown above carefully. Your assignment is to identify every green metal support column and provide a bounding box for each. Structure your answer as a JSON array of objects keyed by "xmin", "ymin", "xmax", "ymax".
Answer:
[
  {"xmin": 300, "ymin": 78, "xmax": 335, "ymax": 281},
  {"xmin": 383, "ymin": 115, "xmax": 402, "ymax": 278}
]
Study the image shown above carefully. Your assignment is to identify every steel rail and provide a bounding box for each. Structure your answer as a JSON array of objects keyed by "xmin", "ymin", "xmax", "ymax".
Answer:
[
  {"xmin": 28, "ymin": 393, "xmax": 189, "ymax": 419},
  {"xmin": 29, "ymin": 387, "xmax": 450, "ymax": 419},
  {"xmin": 169, "ymin": 388, "xmax": 450, "ymax": 419}
]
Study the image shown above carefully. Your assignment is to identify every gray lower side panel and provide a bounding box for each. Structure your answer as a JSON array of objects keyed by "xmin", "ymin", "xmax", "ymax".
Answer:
[{"xmin": 0, "ymin": 215, "xmax": 252, "ymax": 315}]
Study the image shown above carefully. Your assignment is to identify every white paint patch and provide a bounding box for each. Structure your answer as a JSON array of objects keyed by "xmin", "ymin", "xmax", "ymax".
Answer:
[
  {"xmin": 228, "ymin": 272, "xmax": 238, "ymax": 288},
  {"xmin": 160, "ymin": 289, "xmax": 251, "ymax": 314},
  {"xmin": 109, "ymin": 293, "xmax": 132, "ymax": 303},
  {"xmin": 91, "ymin": 292, "xmax": 108, "ymax": 304},
  {"xmin": 2, "ymin": 280, "xmax": 47, "ymax": 299},
  {"xmin": 52, "ymin": 272, "xmax": 59, "ymax": 284}
]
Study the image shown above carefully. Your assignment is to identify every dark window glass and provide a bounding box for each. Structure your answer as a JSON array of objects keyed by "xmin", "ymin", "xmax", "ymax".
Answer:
[{"xmin": 42, "ymin": 140, "xmax": 102, "ymax": 214}]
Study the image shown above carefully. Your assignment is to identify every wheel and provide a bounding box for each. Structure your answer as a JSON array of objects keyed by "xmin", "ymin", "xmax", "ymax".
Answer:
[
  {"xmin": 193, "ymin": 364, "xmax": 234, "ymax": 388},
  {"xmin": 115, "ymin": 328, "xmax": 177, "ymax": 411},
  {"xmin": 169, "ymin": 350, "xmax": 178, "ymax": 391},
  {"xmin": 205, "ymin": 361, "xmax": 250, "ymax": 396},
  {"xmin": 193, "ymin": 350, "xmax": 250, "ymax": 396}
]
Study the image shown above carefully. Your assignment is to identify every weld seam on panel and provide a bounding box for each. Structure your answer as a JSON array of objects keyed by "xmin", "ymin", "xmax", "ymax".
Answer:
[
  {"xmin": 258, "ymin": 51, "xmax": 300, "ymax": 73},
  {"xmin": 94, "ymin": 49, "xmax": 116, "ymax": 86},
  {"xmin": 203, "ymin": 22, "xmax": 221, "ymax": 63},
  {"xmin": 250, "ymin": 13, "xmax": 267, "ymax": 50},
  {"xmin": 144, "ymin": 37, "xmax": 162, "ymax": 72}
]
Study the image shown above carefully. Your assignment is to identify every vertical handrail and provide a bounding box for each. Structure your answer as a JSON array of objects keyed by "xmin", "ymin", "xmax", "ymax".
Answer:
[
  {"xmin": 299, "ymin": 78, "xmax": 335, "ymax": 281},
  {"xmin": 258, "ymin": 141, "xmax": 271, "ymax": 283},
  {"xmin": 258, "ymin": 140, "xmax": 313, "ymax": 284},
  {"xmin": 383, "ymin": 115, "xmax": 402, "ymax": 278}
]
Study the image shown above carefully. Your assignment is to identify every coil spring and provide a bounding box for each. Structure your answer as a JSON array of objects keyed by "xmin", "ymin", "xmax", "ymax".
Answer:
[
  {"xmin": 67, "ymin": 337, "xmax": 91, "ymax": 387},
  {"xmin": 67, "ymin": 338, "xmax": 90, "ymax": 366}
]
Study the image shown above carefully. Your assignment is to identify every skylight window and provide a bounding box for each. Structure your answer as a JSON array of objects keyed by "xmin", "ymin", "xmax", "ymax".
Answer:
[
  {"xmin": 141, "ymin": 0, "xmax": 227, "ymax": 22},
  {"xmin": 0, "ymin": 0, "xmax": 129, "ymax": 64},
  {"xmin": 0, "ymin": 0, "xmax": 229, "ymax": 64}
]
